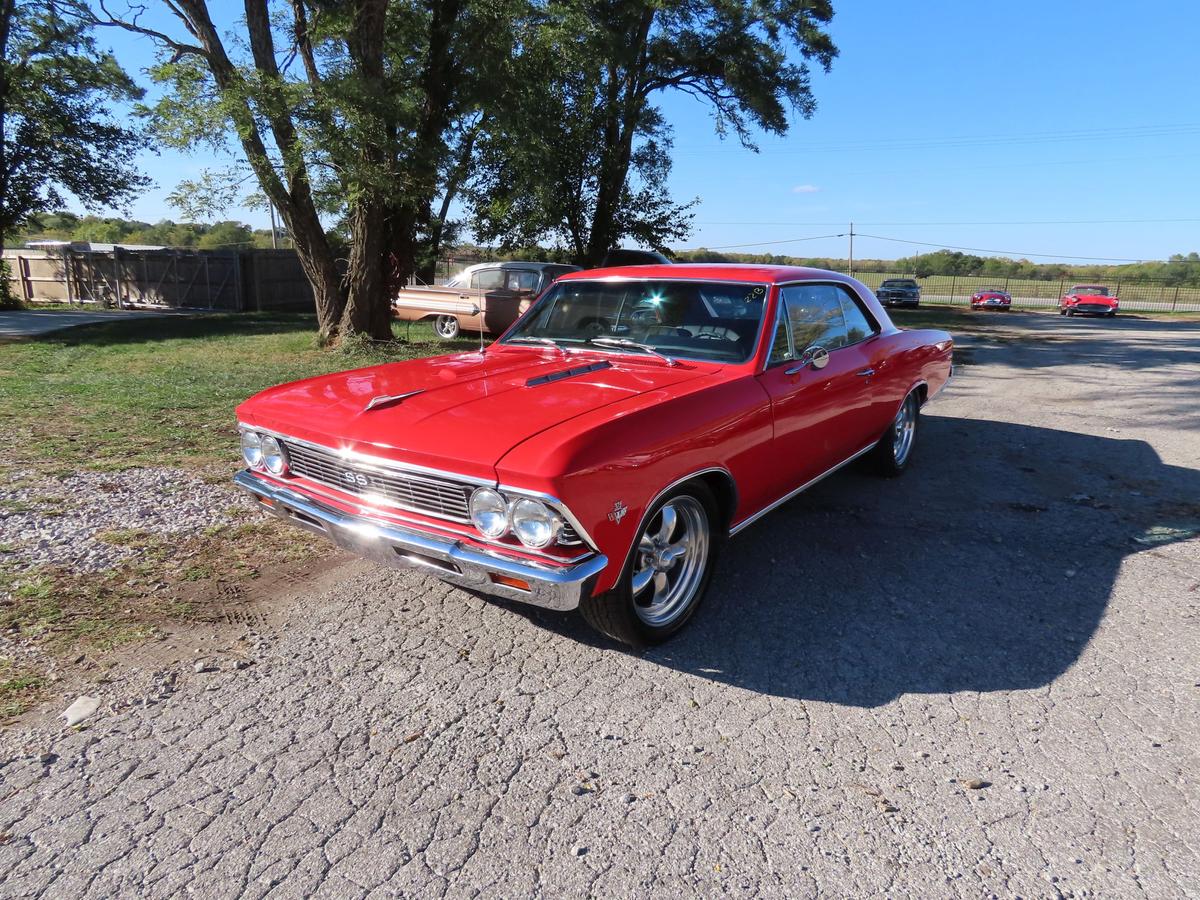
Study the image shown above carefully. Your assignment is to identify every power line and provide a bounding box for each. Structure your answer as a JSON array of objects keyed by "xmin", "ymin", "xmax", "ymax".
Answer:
[
  {"xmin": 679, "ymin": 233, "xmax": 844, "ymax": 251},
  {"xmin": 694, "ymin": 217, "xmax": 1200, "ymax": 227},
  {"xmin": 678, "ymin": 230, "xmax": 1152, "ymax": 262},
  {"xmin": 674, "ymin": 123, "xmax": 1200, "ymax": 154},
  {"xmin": 851, "ymin": 233, "xmax": 1146, "ymax": 263}
]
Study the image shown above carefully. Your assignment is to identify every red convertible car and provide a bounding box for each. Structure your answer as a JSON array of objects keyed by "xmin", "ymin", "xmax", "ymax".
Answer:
[
  {"xmin": 1060, "ymin": 284, "xmax": 1119, "ymax": 317},
  {"xmin": 970, "ymin": 288, "xmax": 1012, "ymax": 311},
  {"xmin": 235, "ymin": 265, "xmax": 953, "ymax": 645}
]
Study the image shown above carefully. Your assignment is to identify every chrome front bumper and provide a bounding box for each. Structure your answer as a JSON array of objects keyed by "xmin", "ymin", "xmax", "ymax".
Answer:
[{"xmin": 234, "ymin": 470, "xmax": 607, "ymax": 612}]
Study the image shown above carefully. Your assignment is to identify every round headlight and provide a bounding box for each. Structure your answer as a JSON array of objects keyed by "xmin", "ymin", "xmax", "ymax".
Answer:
[
  {"xmin": 470, "ymin": 488, "xmax": 509, "ymax": 538},
  {"xmin": 510, "ymin": 498, "xmax": 562, "ymax": 549},
  {"xmin": 260, "ymin": 435, "xmax": 287, "ymax": 475},
  {"xmin": 241, "ymin": 430, "xmax": 263, "ymax": 468}
]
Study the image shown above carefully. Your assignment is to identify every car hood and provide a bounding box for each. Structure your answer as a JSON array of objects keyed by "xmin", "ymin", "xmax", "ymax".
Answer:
[
  {"xmin": 1071, "ymin": 294, "xmax": 1117, "ymax": 304},
  {"xmin": 236, "ymin": 348, "xmax": 712, "ymax": 480}
]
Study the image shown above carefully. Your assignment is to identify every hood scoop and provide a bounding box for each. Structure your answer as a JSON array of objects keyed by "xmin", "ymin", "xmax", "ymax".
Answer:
[{"xmin": 525, "ymin": 360, "xmax": 612, "ymax": 387}]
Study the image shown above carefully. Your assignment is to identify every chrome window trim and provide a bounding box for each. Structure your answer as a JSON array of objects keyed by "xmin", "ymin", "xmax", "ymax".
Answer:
[
  {"xmin": 774, "ymin": 280, "xmax": 883, "ymax": 349},
  {"xmin": 501, "ymin": 277, "xmax": 773, "ymax": 366},
  {"xmin": 728, "ymin": 442, "xmax": 876, "ymax": 536}
]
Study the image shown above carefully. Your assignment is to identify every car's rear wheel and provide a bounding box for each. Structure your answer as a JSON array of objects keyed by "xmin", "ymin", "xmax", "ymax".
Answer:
[
  {"xmin": 869, "ymin": 390, "xmax": 919, "ymax": 477},
  {"xmin": 579, "ymin": 483, "xmax": 720, "ymax": 647},
  {"xmin": 434, "ymin": 315, "xmax": 461, "ymax": 340}
]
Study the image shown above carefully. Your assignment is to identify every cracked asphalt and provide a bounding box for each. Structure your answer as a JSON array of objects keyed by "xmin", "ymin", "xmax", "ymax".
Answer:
[{"xmin": 2, "ymin": 312, "xmax": 1199, "ymax": 898}]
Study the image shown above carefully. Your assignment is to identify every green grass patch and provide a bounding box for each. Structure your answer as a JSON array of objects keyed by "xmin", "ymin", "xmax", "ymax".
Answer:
[
  {"xmin": 0, "ymin": 660, "xmax": 46, "ymax": 719},
  {"xmin": 0, "ymin": 313, "xmax": 476, "ymax": 475}
]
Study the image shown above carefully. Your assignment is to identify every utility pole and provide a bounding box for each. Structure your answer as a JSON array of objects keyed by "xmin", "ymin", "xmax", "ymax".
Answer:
[
  {"xmin": 268, "ymin": 202, "xmax": 279, "ymax": 250},
  {"xmin": 848, "ymin": 222, "xmax": 855, "ymax": 276}
]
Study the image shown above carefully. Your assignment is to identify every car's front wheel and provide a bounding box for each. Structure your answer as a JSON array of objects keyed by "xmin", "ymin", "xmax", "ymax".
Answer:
[
  {"xmin": 869, "ymin": 390, "xmax": 919, "ymax": 477},
  {"xmin": 579, "ymin": 483, "xmax": 720, "ymax": 647},
  {"xmin": 434, "ymin": 315, "xmax": 461, "ymax": 340}
]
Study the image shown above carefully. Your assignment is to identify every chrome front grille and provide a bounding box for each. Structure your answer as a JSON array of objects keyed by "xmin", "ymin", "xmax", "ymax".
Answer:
[{"xmin": 282, "ymin": 440, "xmax": 473, "ymax": 523}]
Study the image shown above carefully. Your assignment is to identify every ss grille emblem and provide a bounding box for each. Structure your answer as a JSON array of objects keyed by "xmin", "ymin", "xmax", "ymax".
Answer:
[{"xmin": 341, "ymin": 470, "xmax": 371, "ymax": 488}]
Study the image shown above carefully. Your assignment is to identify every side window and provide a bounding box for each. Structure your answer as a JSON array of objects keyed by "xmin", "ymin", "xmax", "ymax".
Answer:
[
  {"xmin": 505, "ymin": 270, "xmax": 539, "ymax": 291},
  {"xmin": 838, "ymin": 288, "xmax": 879, "ymax": 344},
  {"xmin": 471, "ymin": 268, "xmax": 505, "ymax": 290},
  {"xmin": 781, "ymin": 284, "xmax": 848, "ymax": 351},
  {"xmin": 767, "ymin": 311, "xmax": 791, "ymax": 364}
]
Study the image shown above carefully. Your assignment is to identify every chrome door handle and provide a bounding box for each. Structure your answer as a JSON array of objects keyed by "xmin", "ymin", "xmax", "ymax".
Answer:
[{"xmin": 856, "ymin": 368, "xmax": 876, "ymax": 377}]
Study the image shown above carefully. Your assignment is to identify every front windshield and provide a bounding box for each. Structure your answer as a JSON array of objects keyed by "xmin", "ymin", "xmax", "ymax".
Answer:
[
  {"xmin": 502, "ymin": 279, "xmax": 770, "ymax": 363},
  {"xmin": 882, "ymin": 280, "xmax": 915, "ymax": 288},
  {"xmin": 1072, "ymin": 285, "xmax": 1109, "ymax": 296}
]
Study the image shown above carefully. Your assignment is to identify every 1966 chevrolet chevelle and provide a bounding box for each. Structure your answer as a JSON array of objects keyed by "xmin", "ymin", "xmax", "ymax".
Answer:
[{"xmin": 235, "ymin": 265, "xmax": 952, "ymax": 645}]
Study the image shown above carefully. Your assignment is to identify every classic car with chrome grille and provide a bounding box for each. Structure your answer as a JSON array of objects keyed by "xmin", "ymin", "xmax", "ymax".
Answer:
[
  {"xmin": 970, "ymin": 288, "xmax": 1012, "ymax": 311},
  {"xmin": 236, "ymin": 265, "xmax": 953, "ymax": 646},
  {"xmin": 1059, "ymin": 284, "xmax": 1119, "ymax": 317}
]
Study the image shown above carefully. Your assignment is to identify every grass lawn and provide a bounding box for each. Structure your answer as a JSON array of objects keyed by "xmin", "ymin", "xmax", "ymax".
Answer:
[
  {"xmin": 0, "ymin": 313, "xmax": 478, "ymax": 474},
  {"xmin": 0, "ymin": 314, "xmax": 476, "ymax": 711}
]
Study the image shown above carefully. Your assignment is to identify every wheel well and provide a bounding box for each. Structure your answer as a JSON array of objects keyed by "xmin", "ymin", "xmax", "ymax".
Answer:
[
  {"xmin": 915, "ymin": 383, "xmax": 929, "ymax": 406},
  {"xmin": 693, "ymin": 471, "xmax": 737, "ymax": 534}
]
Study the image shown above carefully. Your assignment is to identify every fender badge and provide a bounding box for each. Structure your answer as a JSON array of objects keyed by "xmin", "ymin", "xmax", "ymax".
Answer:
[{"xmin": 607, "ymin": 501, "xmax": 628, "ymax": 524}]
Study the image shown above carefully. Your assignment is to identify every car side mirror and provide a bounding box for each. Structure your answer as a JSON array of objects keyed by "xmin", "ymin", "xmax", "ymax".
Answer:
[
  {"xmin": 800, "ymin": 345, "xmax": 830, "ymax": 370},
  {"xmin": 784, "ymin": 345, "xmax": 829, "ymax": 375}
]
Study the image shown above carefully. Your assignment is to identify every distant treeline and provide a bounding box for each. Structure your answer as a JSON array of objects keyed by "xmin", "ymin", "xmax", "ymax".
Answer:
[
  {"xmin": 674, "ymin": 248, "xmax": 1200, "ymax": 285},
  {"xmin": 9, "ymin": 211, "xmax": 281, "ymax": 251},
  {"xmin": 14, "ymin": 214, "xmax": 1199, "ymax": 286}
]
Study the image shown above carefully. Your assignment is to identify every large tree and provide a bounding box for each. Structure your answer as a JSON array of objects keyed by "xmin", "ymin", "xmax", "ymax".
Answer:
[
  {"xmin": 469, "ymin": 0, "xmax": 837, "ymax": 266},
  {"xmin": 90, "ymin": 0, "xmax": 519, "ymax": 342},
  {"xmin": 0, "ymin": 0, "xmax": 147, "ymax": 245}
]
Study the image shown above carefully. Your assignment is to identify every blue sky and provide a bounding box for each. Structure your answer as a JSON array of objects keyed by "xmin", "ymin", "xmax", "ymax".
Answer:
[{"xmin": 105, "ymin": 0, "xmax": 1198, "ymax": 262}]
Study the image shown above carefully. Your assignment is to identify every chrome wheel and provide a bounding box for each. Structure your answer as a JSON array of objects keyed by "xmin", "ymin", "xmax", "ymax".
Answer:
[
  {"xmin": 434, "ymin": 315, "xmax": 460, "ymax": 339},
  {"xmin": 892, "ymin": 395, "xmax": 917, "ymax": 466},
  {"xmin": 631, "ymin": 496, "xmax": 710, "ymax": 628}
]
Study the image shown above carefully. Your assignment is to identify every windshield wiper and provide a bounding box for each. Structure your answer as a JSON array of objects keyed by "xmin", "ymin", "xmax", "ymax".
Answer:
[
  {"xmin": 507, "ymin": 336, "xmax": 567, "ymax": 354},
  {"xmin": 586, "ymin": 337, "xmax": 677, "ymax": 367}
]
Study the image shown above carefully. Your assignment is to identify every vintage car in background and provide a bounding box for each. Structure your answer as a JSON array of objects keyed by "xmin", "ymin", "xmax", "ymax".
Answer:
[
  {"xmin": 1059, "ymin": 284, "xmax": 1119, "ymax": 317},
  {"xmin": 236, "ymin": 265, "xmax": 953, "ymax": 646},
  {"xmin": 970, "ymin": 288, "xmax": 1012, "ymax": 311},
  {"xmin": 393, "ymin": 261, "xmax": 580, "ymax": 339},
  {"xmin": 875, "ymin": 278, "xmax": 921, "ymax": 308}
]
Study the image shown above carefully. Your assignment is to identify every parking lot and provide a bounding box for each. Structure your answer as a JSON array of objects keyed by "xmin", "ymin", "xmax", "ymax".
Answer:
[{"xmin": 2, "ymin": 311, "xmax": 1198, "ymax": 898}]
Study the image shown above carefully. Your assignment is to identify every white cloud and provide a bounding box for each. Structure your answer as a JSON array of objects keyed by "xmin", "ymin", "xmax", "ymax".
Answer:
[{"xmin": 792, "ymin": 184, "xmax": 821, "ymax": 194}]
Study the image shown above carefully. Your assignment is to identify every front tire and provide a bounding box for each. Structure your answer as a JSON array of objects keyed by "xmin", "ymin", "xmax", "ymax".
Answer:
[
  {"xmin": 434, "ymin": 315, "xmax": 461, "ymax": 340},
  {"xmin": 579, "ymin": 483, "xmax": 720, "ymax": 647},
  {"xmin": 869, "ymin": 390, "xmax": 919, "ymax": 477}
]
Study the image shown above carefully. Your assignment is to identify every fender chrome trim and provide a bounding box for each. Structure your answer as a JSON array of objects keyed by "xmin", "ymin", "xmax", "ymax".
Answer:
[{"xmin": 728, "ymin": 442, "xmax": 876, "ymax": 536}]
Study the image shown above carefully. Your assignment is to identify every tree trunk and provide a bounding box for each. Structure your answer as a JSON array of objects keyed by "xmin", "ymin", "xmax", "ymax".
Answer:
[{"xmin": 340, "ymin": 199, "xmax": 394, "ymax": 340}]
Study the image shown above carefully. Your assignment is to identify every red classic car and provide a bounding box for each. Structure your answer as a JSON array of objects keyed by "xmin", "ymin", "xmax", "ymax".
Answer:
[
  {"xmin": 970, "ymin": 288, "xmax": 1012, "ymax": 311},
  {"xmin": 1059, "ymin": 284, "xmax": 1119, "ymax": 317},
  {"xmin": 235, "ymin": 265, "xmax": 953, "ymax": 646}
]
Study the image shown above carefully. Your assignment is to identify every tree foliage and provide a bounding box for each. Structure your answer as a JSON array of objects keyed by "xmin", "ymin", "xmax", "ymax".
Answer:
[
  {"xmin": 88, "ymin": 0, "xmax": 523, "ymax": 343},
  {"xmin": 468, "ymin": 0, "xmax": 837, "ymax": 266},
  {"xmin": 17, "ymin": 209, "xmax": 276, "ymax": 249},
  {"xmin": 0, "ymin": 0, "xmax": 147, "ymax": 244}
]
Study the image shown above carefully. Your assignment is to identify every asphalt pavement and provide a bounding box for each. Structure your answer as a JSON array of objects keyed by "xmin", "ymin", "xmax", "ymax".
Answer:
[{"xmin": 2, "ymin": 313, "xmax": 1198, "ymax": 898}]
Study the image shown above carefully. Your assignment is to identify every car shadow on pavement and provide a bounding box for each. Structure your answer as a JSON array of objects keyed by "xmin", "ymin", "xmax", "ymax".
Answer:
[{"xmin": 511, "ymin": 414, "xmax": 1200, "ymax": 706}]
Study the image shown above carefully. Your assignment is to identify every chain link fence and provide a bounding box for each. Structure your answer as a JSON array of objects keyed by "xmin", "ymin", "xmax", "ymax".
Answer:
[{"xmin": 849, "ymin": 271, "xmax": 1200, "ymax": 313}]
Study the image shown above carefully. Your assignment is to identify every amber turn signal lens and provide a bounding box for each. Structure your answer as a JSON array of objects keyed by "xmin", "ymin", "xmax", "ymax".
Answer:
[{"xmin": 489, "ymin": 573, "xmax": 531, "ymax": 592}]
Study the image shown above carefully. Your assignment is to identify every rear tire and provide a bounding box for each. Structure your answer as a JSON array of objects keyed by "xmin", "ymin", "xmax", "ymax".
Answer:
[
  {"xmin": 869, "ymin": 390, "xmax": 919, "ymax": 477},
  {"xmin": 434, "ymin": 315, "xmax": 460, "ymax": 340},
  {"xmin": 579, "ymin": 482, "xmax": 721, "ymax": 647}
]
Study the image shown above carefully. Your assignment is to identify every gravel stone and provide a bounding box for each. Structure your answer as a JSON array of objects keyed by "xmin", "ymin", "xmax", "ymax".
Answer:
[{"xmin": 0, "ymin": 467, "xmax": 253, "ymax": 573}]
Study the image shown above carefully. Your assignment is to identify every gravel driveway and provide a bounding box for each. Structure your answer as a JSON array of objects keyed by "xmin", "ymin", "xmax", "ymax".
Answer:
[{"xmin": 2, "ymin": 314, "xmax": 1198, "ymax": 898}]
